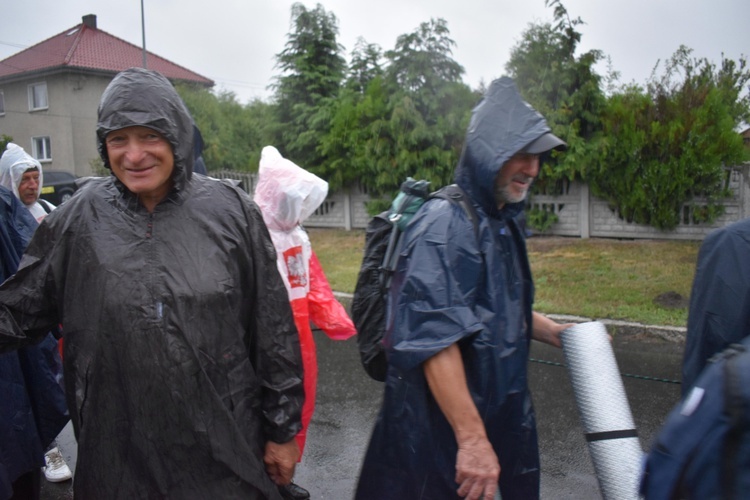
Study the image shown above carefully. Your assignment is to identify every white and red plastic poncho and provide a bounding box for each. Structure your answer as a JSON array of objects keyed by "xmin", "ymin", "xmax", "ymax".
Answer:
[{"xmin": 254, "ymin": 145, "xmax": 356, "ymax": 456}]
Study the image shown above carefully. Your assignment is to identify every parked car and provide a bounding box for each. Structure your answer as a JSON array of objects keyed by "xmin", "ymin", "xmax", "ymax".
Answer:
[{"xmin": 40, "ymin": 170, "xmax": 78, "ymax": 205}]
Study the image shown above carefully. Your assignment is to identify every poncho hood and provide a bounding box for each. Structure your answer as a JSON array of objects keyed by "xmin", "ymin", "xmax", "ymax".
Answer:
[
  {"xmin": 96, "ymin": 67, "xmax": 194, "ymax": 192},
  {"xmin": 254, "ymin": 146, "xmax": 328, "ymax": 231},
  {"xmin": 0, "ymin": 143, "xmax": 44, "ymax": 204},
  {"xmin": 454, "ymin": 77, "xmax": 564, "ymax": 218}
]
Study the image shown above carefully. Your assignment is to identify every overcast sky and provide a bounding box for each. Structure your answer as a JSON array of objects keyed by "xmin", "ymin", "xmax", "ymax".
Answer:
[{"xmin": 1, "ymin": 1, "xmax": 747, "ymax": 104}]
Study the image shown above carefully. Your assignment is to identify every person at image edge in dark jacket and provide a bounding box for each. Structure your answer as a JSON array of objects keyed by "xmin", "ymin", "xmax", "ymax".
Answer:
[
  {"xmin": 0, "ymin": 185, "xmax": 69, "ymax": 500},
  {"xmin": 355, "ymin": 77, "xmax": 574, "ymax": 500},
  {"xmin": 681, "ymin": 217, "xmax": 750, "ymax": 393},
  {"xmin": 0, "ymin": 68, "xmax": 304, "ymax": 499}
]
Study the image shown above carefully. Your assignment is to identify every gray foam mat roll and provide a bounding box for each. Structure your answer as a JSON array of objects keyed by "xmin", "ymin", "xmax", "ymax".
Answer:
[{"xmin": 560, "ymin": 321, "xmax": 643, "ymax": 500}]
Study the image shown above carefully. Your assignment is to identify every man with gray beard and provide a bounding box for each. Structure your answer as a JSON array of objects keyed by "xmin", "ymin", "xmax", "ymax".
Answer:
[{"xmin": 356, "ymin": 77, "xmax": 572, "ymax": 500}]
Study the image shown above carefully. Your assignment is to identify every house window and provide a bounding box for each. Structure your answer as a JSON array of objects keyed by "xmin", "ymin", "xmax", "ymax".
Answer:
[
  {"xmin": 28, "ymin": 82, "xmax": 48, "ymax": 111},
  {"xmin": 0, "ymin": 92, "xmax": 5, "ymax": 116},
  {"xmin": 32, "ymin": 136, "xmax": 51, "ymax": 161}
]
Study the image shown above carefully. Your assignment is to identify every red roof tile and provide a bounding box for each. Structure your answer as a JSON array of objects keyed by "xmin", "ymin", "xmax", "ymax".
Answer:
[{"xmin": 0, "ymin": 18, "xmax": 213, "ymax": 86}]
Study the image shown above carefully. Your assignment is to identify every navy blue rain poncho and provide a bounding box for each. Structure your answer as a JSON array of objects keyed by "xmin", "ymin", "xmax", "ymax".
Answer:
[
  {"xmin": 682, "ymin": 217, "xmax": 750, "ymax": 393},
  {"xmin": 0, "ymin": 185, "xmax": 68, "ymax": 499},
  {"xmin": 356, "ymin": 77, "xmax": 559, "ymax": 499},
  {"xmin": 0, "ymin": 68, "xmax": 303, "ymax": 499}
]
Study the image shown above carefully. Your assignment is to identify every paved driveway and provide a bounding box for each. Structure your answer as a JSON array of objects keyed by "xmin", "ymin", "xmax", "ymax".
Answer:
[{"xmin": 43, "ymin": 326, "xmax": 683, "ymax": 499}]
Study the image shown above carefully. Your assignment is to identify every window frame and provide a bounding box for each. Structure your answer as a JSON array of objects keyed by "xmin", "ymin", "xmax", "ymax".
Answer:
[
  {"xmin": 28, "ymin": 82, "xmax": 48, "ymax": 111},
  {"xmin": 0, "ymin": 91, "xmax": 5, "ymax": 116},
  {"xmin": 31, "ymin": 136, "xmax": 52, "ymax": 162}
]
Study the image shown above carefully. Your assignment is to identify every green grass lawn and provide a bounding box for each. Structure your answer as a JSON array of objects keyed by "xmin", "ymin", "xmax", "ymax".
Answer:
[{"xmin": 308, "ymin": 227, "xmax": 700, "ymax": 327}]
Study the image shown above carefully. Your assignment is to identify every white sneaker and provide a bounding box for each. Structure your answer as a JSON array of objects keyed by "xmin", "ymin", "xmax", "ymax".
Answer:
[{"xmin": 42, "ymin": 447, "xmax": 72, "ymax": 482}]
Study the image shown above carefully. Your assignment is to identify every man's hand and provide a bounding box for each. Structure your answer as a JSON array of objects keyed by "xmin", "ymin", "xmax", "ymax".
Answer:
[
  {"xmin": 455, "ymin": 436, "xmax": 500, "ymax": 499},
  {"xmin": 531, "ymin": 311, "xmax": 575, "ymax": 348},
  {"xmin": 263, "ymin": 439, "xmax": 300, "ymax": 485},
  {"xmin": 423, "ymin": 344, "xmax": 500, "ymax": 499}
]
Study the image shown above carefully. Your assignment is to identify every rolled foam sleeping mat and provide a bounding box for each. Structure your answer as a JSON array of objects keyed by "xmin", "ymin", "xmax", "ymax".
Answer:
[{"xmin": 560, "ymin": 321, "xmax": 643, "ymax": 500}]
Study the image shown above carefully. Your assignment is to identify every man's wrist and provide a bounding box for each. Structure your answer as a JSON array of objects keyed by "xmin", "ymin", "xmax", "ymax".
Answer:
[{"xmin": 454, "ymin": 425, "xmax": 489, "ymax": 445}]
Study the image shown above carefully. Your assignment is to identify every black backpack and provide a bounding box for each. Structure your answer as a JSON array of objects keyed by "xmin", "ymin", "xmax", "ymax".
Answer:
[
  {"xmin": 640, "ymin": 335, "xmax": 750, "ymax": 499},
  {"xmin": 351, "ymin": 179, "xmax": 478, "ymax": 381}
]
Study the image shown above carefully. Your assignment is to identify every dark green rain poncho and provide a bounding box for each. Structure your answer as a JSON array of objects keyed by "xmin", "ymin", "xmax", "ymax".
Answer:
[
  {"xmin": 356, "ymin": 77, "xmax": 564, "ymax": 500},
  {"xmin": 0, "ymin": 68, "xmax": 303, "ymax": 499}
]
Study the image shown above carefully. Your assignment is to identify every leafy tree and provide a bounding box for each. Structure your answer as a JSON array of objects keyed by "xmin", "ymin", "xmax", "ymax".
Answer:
[
  {"xmin": 318, "ymin": 17, "xmax": 475, "ymax": 203},
  {"xmin": 375, "ymin": 82, "xmax": 474, "ymax": 193},
  {"xmin": 353, "ymin": 87, "xmax": 461, "ymax": 196},
  {"xmin": 363, "ymin": 19, "xmax": 473, "ymax": 196},
  {"xmin": 505, "ymin": 0, "xmax": 608, "ymax": 193},
  {"xmin": 591, "ymin": 47, "xmax": 750, "ymax": 229},
  {"xmin": 317, "ymin": 77, "xmax": 389, "ymax": 191},
  {"xmin": 385, "ymin": 18, "xmax": 463, "ymax": 93},
  {"xmin": 271, "ymin": 3, "xmax": 346, "ymax": 168},
  {"xmin": 346, "ymin": 38, "xmax": 384, "ymax": 93},
  {"xmin": 176, "ymin": 85, "xmax": 271, "ymax": 172},
  {"xmin": 313, "ymin": 38, "xmax": 386, "ymax": 191},
  {"xmin": 503, "ymin": 0, "xmax": 750, "ymax": 231}
]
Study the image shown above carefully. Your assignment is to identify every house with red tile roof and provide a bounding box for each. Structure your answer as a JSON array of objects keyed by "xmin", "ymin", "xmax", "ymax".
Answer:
[{"xmin": 0, "ymin": 14, "xmax": 213, "ymax": 178}]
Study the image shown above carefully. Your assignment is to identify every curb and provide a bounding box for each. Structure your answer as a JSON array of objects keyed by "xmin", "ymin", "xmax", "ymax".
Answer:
[
  {"xmin": 546, "ymin": 314, "xmax": 686, "ymax": 344},
  {"xmin": 334, "ymin": 291, "xmax": 686, "ymax": 344}
]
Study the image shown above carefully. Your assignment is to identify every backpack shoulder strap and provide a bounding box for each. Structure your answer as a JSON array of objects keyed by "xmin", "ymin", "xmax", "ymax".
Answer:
[
  {"xmin": 430, "ymin": 184, "xmax": 479, "ymax": 238},
  {"xmin": 39, "ymin": 199, "xmax": 53, "ymax": 214}
]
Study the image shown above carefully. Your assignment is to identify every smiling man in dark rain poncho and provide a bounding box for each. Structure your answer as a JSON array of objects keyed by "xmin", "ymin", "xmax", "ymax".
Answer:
[
  {"xmin": 0, "ymin": 68, "xmax": 304, "ymax": 499},
  {"xmin": 355, "ymin": 77, "xmax": 572, "ymax": 500}
]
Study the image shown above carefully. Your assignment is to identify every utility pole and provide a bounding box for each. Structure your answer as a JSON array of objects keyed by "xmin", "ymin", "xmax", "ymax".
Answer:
[{"xmin": 141, "ymin": 0, "xmax": 147, "ymax": 68}]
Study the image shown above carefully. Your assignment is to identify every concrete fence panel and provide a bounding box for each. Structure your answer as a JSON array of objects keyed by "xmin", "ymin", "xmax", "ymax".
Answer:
[{"xmin": 213, "ymin": 163, "xmax": 750, "ymax": 240}]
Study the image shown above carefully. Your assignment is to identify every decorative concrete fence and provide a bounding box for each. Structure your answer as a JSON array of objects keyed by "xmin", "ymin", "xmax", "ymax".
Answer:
[
  {"xmin": 528, "ymin": 163, "xmax": 750, "ymax": 240},
  {"xmin": 210, "ymin": 170, "xmax": 373, "ymax": 229},
  {"xmin": 212, "ymin": 162, "xmax": 750, "ymax": 240}
]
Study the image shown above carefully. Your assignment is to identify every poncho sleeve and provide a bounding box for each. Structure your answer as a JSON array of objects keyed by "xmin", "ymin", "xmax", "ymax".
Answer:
[
  {"xmin": 307, "ymin": 250, "xmax": 356, "ymax": 340},
  {"xmin": 385, "ymin": 198, "xmax": 485, "ymax": 372},
  {"xmin": 0, "ymin": 215, "xmax": 61, "ymax": 351}
]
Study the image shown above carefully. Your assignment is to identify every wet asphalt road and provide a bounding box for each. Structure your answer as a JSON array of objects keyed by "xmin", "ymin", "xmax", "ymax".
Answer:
[{"xmin": 42, "ymin": 326, "xmax": 684, "ymax": 499}]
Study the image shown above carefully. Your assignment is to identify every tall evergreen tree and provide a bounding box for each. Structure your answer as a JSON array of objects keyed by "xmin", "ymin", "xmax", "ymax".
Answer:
[
  {"xmin": 361, "ymin": 18, "xmax": 473, "ymax": 198},
  {"xmin": 346, "ymin": 38, "xmax": 384, "ymax": 93},
  {"xmin": 271, "ymin": 3, "xmax": 346, "ymax": 167},
  {"xmin": 320, "ymin": 17, "xmax": 475, "ymax": 204},
  {"xmin": 385, "ymin": 18, "xmax": 464, "ymax": 93}
]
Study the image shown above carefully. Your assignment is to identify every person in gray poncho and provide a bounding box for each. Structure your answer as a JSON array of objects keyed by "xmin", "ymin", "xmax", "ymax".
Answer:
[{"xmin": 0, "ymin": 68, "xmax": 304, "ymax": 499}]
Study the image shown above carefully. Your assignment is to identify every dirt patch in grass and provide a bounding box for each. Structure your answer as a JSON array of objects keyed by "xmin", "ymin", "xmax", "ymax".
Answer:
[{"xmin": 653, "ymin": 291, "xmax": 689, "ymax": 310}]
